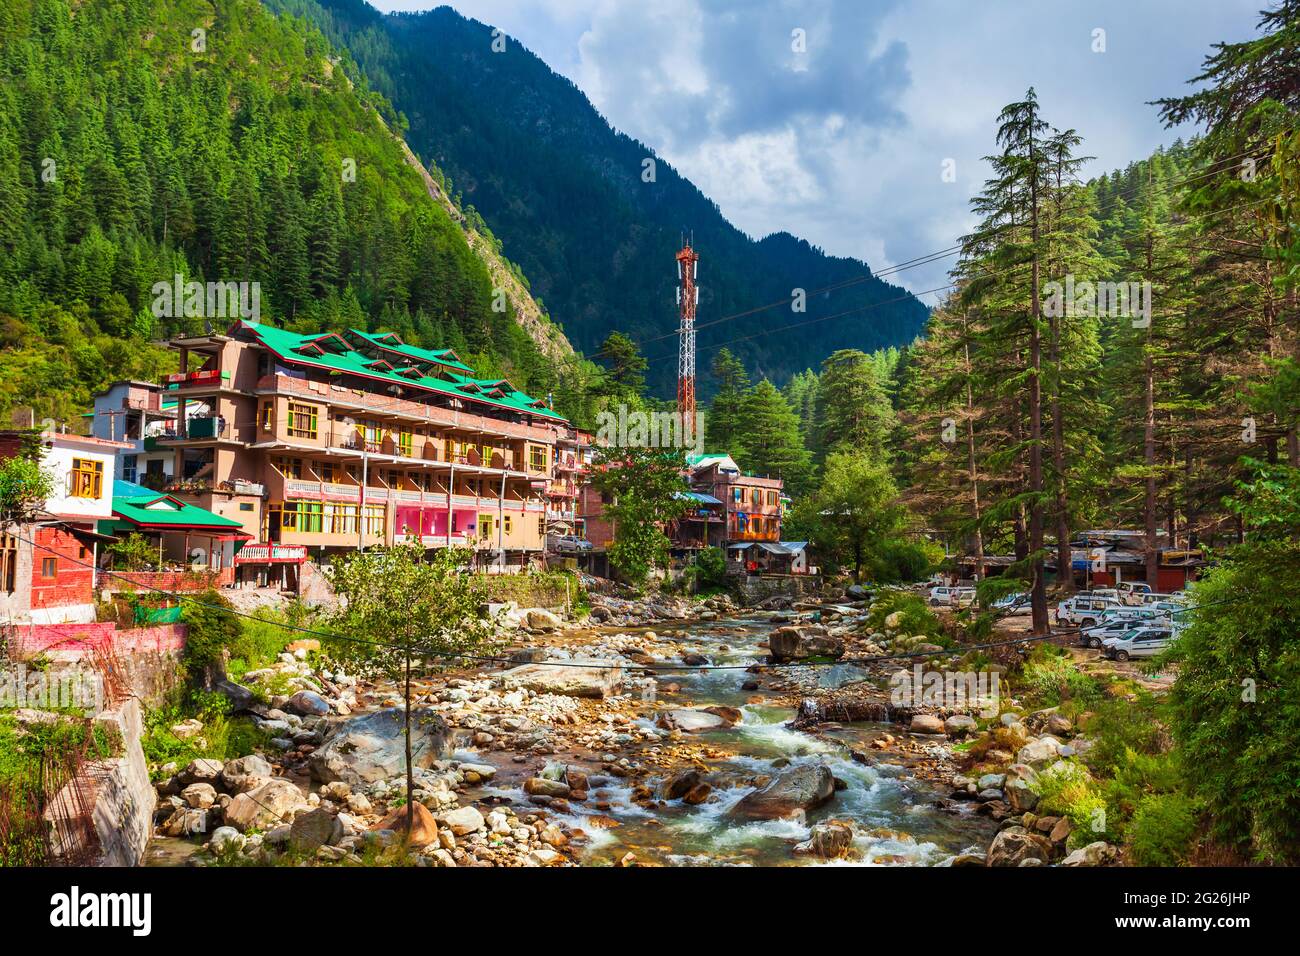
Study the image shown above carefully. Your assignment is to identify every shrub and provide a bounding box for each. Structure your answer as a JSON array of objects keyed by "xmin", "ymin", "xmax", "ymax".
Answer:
[
  {"xmin": 1032, "ymin": 761, "xmax": 1111, "ymax": 847},
  {"xmin": 1127, "ymin": 792, "xmax": 1199, "ymax": 866},
  {"xmin": 180, "ymin": 590, "xmax": 241, "ymax": 683},
  {"xmin": 1018, "ymin": 648, "xmax": 1104, "ymax": 708},
  {"xmin": 691, "ymin": 546, "xmax": 728, "ymax": 592},
  {"xmin": 866, "ymin": 591, "xmax": 942, "ymax": 639}
]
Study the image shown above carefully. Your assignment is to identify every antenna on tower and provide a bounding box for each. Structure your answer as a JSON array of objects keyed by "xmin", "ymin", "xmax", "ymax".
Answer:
[{"xmin": 676, "ymin": 237, "xmax": 700, "ymax": 430}]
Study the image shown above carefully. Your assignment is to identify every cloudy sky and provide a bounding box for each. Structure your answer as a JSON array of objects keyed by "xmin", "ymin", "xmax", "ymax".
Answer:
[{"xmin": 372, "ymin": 0, "xmax": 1262, "ymax": 297}]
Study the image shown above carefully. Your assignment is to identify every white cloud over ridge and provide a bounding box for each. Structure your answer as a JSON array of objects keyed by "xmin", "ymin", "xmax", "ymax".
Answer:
[{"xmin": 375, "ymin": 0, "xmax": 1261, "ymax": 296}]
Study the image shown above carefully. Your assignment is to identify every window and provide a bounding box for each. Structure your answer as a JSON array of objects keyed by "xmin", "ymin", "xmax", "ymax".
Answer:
[
  {"xmin": 364, "ymin": 505, "xmax": 385, "ymax": 536},
  {"xmin": 239, "ymin": 502, "xmax": 254, "ymax": 512},
  {"xmin": 503, "ymin": 515, "xmax": 513, "ymax": 535},
  {"xmin": 538, "ymin": 517, "xmax": 545, "ymax": 536},
  {"xmin": 732, "ymin": 488, "xmax": 742, "ymax": 504},
  {"xmin": 396, "ymin": 431, "xmax": 413, "ymax": 457},
  {"xmin": 529, "ymin": 445, "xmax": 548, "ymax": 472},
  {"xmin": 260, "ymin": 402, "xmax": 274, "ymax": 432},
  {"xmin": 70, "ymin": 458, "xmax": 103, "ymax": 499},
  {"xmin": 122, "ymin": 454, "xmax": 138, "ymax": 483},
  {"xmin": 327, "ymin": 503, "xmax": 358, "ymax": 535},
  {"xmin": 281, "ymin": 501, "xmax": 323, "ymax": 533},
  {"xmin": 319, "ymin": 461, "xmax": 337, "ymax": 484},
  {"xmin": 0, "ymin": 534, "xmax": 15, "ymax": 593},
  {"xmin": 287, "ymin": 402, "xmax": 318, "ymax": 439},
  {"xmin": 41, "ymin": 557, "xmax": 57, "ymax": 578},
  {"xmin": 275, "ymin": 457, "xmax": 303, "ymax": 480}
]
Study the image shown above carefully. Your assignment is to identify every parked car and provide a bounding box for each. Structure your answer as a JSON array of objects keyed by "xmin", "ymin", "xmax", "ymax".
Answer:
[
  {"xmin": 1056, "ymin": 594, "xmax": 1123, "ymax": 627},
  {"xmin": 547, "ymin": 534, "xmax": 593, "ymax": 554},
  {"xmin": 1117, "ymin": 582, "xmax": 1153, "ymax": 604},
  {"xmin": 1078, "ymin": 608, "xmax": 1165, "ymax": 647},
  {"xmin": 928, "ymin": 585, "xmax": 975, "ymax": 607},
  {"xmin": 991, "ymin": 592, "xmax": 1032, "ymax": 616},
  {"xmin": 1103, "ymin": 626, "xmax": 1175, "ymax": 661}
]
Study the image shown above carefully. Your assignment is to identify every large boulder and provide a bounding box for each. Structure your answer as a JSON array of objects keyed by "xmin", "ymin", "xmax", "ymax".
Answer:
[
  {"xmin": 285, "ymin": 690, "xmax": 330, "ymax": 717},
  {"xmin": 986, "ymin": 826, "xmax": 1053, "ymax": 867},
  {"xmin": 225, "ymin": 778, "xmax": 309, "ymax": 832},
  {"xmin": 373, "ymin": 803, "xmax": 440, "ymax": 847},
  {"xmin": 500, "ymin": 662, "xmax": 623, "ymax": 699},
  {"xmin": 794, "ymin": 820, "xmax": 855, "ymax": 859},
  {"xmin": 656, "ymin": 709, "xmax": 730, "ymax": 733},
  {"xmin": 221, "ymin": 754, "xmax": 274, "ymax": 793},
  {"xmin": 730, "ymin": 763, "xmax": 835, "ymax": 820},
  {"xmin": 1016, "ymin": 736, "xmax": 1064, "ymax": 768},
  {"xmin": 177, "ymin": 758, "xmax": 224, "ymax": 787},
  {"xmin": 909, "ymin": 714, "xmax": 947, "ymax": 735},
  {"xmin": 441, "ymin": 806, "xmax": 485, "ymax": 836},
  {"xmin": 289, "ymin": 808, "xmax": 344, "ymax": 851},
  {"xmin": 308, "ymin": 708, "xmax": 452, "ymax": 785},
  {"xmin": 768, "ymin": 626, "xmax": 845, "ymax": 662},
  {"xmin": 663, "ymin": 769, "xmax": 703, "ymax": 800},
  {"xmin": 523, "ymin": 608, "xmax": 563, "ymax": 631},
  {"xmin": 1061, "ymin": 841, "xmax": 1118, "ymax": 867}
]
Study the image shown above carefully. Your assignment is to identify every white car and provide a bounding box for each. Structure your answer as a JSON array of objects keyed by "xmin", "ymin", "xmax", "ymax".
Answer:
[
  {"xmin": 929, "ymin": 586, "xmax": 976, "ymax": 607},
  {"xmin": 991, "ymin": 592, "xmax": 1032, "ymax": 616},
  {"xmin": 1056, "ymin": 594, "xmax": 1123, "ymax": 627},
  {"xmin": 1103, "ymin": 626, "xmax": 1175, "ymax": 662},
  {"xmin": 1078, "ymin": 608, "xmax": 1165, "ymax": 647}
]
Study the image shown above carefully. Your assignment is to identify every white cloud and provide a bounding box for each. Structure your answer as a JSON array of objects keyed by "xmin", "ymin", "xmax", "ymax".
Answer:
[{"xmin": 374, "ymin": 0, "xmax": 1264, "ymax": 293}]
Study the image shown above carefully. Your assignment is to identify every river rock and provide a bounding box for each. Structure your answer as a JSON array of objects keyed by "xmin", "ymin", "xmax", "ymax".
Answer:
[
  {"xmin": 442, "ymin": 806, "xmax": 485, "ymax": 835},
  {"xmin": 225, "ymin": 778, "xmax": 309, "ymax": 832},
  {"xmin": 308, "ymin": 708, "xmax": 452, "ymax": 785},
  {"xmin": 524, "ymin": 777, "xmax": 572, "ymax": 798},
  {"xmin": 374, "ymin": 803, "xmax": 440, "ymax": 847},
  {"xmin": 221, "ymin": 754, "xmax": 274, "ymax": 793},
  {"xmin": 286, "ymin": 690, "xmax": 330, "ymax": 717},
  {"xmin": 177, "ymin": 758, "xmax": 224, "ymax": 786},
  {"xmin": 986, "ymin": 826, "xmax": 1053, "ymax": 867},
  {"xmin": 663, "ymin": 769, "xmax": 702, "ymax": 800},
  {"xmin": 500, "ymin": 662, "xmax": 623, "ymax": 699},
  {"xmin": 945, "ymin": 715, "xmax": 979, "ymax": 736},
  {"xmin": 768, "ymin": 625, "xmax": 845, "ymax": 662},
  {"xmin": 656, "ymin": 709, "xmax": 729, "ymax": 733},
  {"xmin": 794, "ymin": 820, "xmax": 855, "ymax": 859},
  {"xmin": 1046, "ymin": 714, "xmax": 1074, "ymax": 737},
  {"xmin": 1016, "ymin": 736, "xmax": 1063, "ymax": 767},
  {"xmin": 181, "ymin": 782, "xmax": 217, "ymax": 809},
  {"xmin": 1005, "ymin": 778, "xmax": 1039, "ymax": 813},
  {"xmin": 1061, "ymin": 841, "xmax": 1118, "ymax": 867},
  {"xmin": 290, "ymin": 808, "xmax": 344, "ymax": 851},
  {"xmin": 909, "ymin": 714, "xmax": 947, "ymax": 735},
  {"xmin": 730, "ymin": 763, "xmax": 835, "ymax": 820},
  {"xmin": 524, "ymin": 608, "xmax": 563, "ymax": 631}
]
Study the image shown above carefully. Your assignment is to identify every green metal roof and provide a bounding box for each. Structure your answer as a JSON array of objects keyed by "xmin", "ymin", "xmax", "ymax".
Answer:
[
  {"xmin": 103, "ymin": 480, "xmax": 248, "ymax": 534},
  {"xmin": 236, "ymin": 322, "xmax": 564, "ymax": 422},
  {"xmin": 345, "ymin": 328, "xmax": 475, "ymax": 373}
]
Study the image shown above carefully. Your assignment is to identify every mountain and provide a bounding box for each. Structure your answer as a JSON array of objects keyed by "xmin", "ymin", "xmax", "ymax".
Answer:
[
  {"xmin": 0, "ymin": 0, "xmax": 571, "ymax": 423},
  {"xmin": 267, "ymin": 0, "xmax": 930, "ymax": 396}
]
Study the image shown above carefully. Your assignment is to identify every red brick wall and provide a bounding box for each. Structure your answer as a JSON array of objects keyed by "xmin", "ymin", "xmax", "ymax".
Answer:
[
  {"xmin": 31, "ymin": 525, "xmax": 95, "ymax": 611},
  {"xmin": 109, "ymin": 568, "xmax": 233, "ymax": 592},
  {"xmin": 8, "ymin": 622, "xmax": 187, "ymax": 659}
]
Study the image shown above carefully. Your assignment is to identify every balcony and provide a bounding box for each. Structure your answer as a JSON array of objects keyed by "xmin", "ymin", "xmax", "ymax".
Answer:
[{"xmin": 165, "ymin": 369, "xmax": 229, "ymax": 390}]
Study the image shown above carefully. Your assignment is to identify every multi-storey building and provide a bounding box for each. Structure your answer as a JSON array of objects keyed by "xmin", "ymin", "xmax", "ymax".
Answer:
[
  {"xmin": 89, "ymin": 380, "xmax": 185, "ymax": 488},
  {"xmin": 545, "ymin": 427, "xmax": 594, "ymax": 540},
  {"xmin": 152, "ymin": 321, "xmax": 573, "ymax": 570},
  {"xmin": 687, "ymin": 453, "xmax": 784, "ymax": 544}
]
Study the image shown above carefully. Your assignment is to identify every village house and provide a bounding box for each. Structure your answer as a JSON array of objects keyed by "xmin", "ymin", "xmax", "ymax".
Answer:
[
  {"xmin": 149, "ymin": 321, "xmax": 575, "ymax": 573},
  {"xmin": 0, "ymin": 429, "xmax": 128, "ymax": 625}
]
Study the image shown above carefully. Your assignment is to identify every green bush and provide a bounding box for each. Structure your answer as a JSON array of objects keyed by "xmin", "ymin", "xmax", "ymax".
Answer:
[
  {"xmin": 180, "ymin": 590, "xmax": 241, "ymax": 681},
  {"xmin": 1127, "ymin": 792, "xmax": 1199, "ymax": 866},
  {"xmin": 866, "ymin": 591, "xmax": 942, "ymax": 639},
  {"xmin": 1082, "ymin": 694, "xmax": 1166, "ymax": 777},
  {"xmin": 1018, "ymin": 648, "xmax": 1104, "ymax": 708},
  {"xmin": 1032, "ymin": 761, "xmax": 1112, "ymax": 846}
]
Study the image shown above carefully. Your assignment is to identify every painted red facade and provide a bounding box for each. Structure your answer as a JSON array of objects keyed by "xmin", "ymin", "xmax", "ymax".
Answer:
[{"xmin": 29, "ymin": 524, "xmax": 96, "ymax": 613}]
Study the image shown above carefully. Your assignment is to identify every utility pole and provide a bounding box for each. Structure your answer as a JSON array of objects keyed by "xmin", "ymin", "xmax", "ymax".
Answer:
[{"xmin": 676, "ymin": 237, "xmax": 700, "ymax": 429}]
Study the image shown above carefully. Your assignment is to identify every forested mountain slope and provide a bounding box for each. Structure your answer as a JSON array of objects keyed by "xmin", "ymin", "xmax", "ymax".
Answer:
[
  {"xmin": 268, "ymin": 0, "xmax": 930, "ymax": 395},
  {"xmin": 0, "ymin": 0, "xmax": 570, "ymax": 422}
]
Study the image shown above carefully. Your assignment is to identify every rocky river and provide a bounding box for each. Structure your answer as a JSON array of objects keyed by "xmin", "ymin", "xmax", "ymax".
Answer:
[{"xmin": 145, "ymin": 593, "xmax": 1007, "ymax": 867}]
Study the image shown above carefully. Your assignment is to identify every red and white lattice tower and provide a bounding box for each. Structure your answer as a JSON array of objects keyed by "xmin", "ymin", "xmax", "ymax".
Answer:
[{"xmin": 675, "ymin": 239, "xmax": 700, "ymax": 423}]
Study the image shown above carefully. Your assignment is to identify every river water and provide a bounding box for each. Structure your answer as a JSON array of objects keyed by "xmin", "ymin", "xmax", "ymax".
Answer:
[{"xmin": 473, "ymin": 614, "xmax": 996, "ymax": 867}]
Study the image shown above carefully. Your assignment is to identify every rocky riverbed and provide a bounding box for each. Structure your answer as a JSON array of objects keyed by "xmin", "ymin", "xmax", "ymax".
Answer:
[{"xmin": 142, "ymin": 588, "xmax": 1098, "ymax": 867}]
